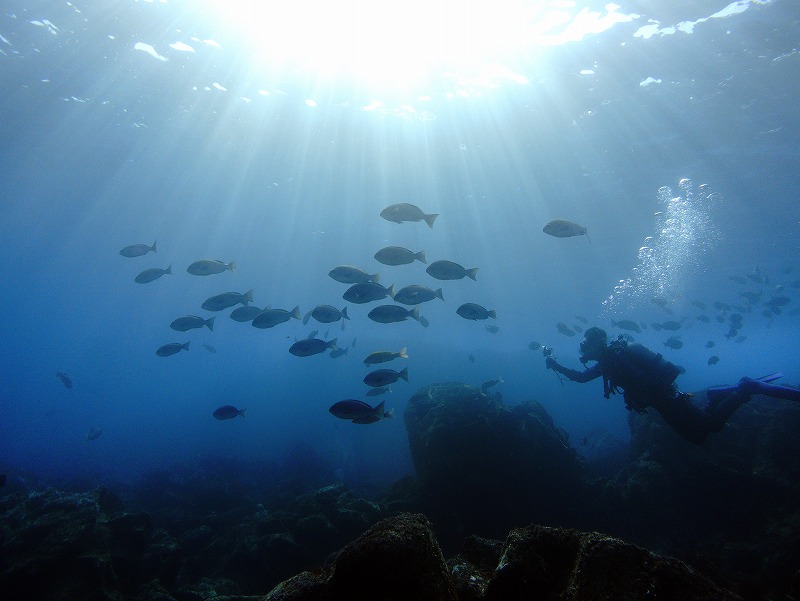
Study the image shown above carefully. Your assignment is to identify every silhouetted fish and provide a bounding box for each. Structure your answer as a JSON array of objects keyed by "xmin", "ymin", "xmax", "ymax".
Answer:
[
  {"xmin": 543, "ymin": 219, "xmax": 590, "ymax": 242},
  {"xmin": 119, "ymin": 241, "xmax": 156, "ymax": 257},
  {"xmin": 56, "ymin": 371, "xmax": 73, "ymax": 389},
  {"xmin": 213, "ymin": 405, "xmax": 246, "ymax": 420},
  {"xmin": 380, "ymin": 203, "xmax": 438, "ymax": 227}
]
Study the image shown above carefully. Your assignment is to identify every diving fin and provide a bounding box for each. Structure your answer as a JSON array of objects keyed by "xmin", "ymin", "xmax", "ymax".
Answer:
[{"xmin": 756, "ymin": 371, "xmax": 783, "ymax": 383}]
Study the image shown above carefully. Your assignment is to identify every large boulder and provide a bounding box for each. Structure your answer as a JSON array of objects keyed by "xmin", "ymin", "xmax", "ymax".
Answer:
[
  {"xmin": 264, "ymin": 513, "xmax": 458, "ymax": 601},
  {"xmin": 404, "ymin": 383, "xmax": 589, "ymax": 543},
  {"xmin": 482, "ymin": 524, "xmax": 742, "ymax": 600},
  {"xmin": 604, "ymin": 392, "xmax": 800, "ymax": 599},
  {"xmin": 264, "ymin": 517, "xmax": 742, "ymax": 600}
]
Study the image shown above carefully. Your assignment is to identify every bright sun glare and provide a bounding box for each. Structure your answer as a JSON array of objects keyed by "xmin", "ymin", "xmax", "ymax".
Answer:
[{"xmin": 199, "ymin": 0, "xmax": 548, "ymax": 91}]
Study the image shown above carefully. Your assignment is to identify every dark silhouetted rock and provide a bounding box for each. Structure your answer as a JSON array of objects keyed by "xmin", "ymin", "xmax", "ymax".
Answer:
[
  {"xmin": 606, "ymin": 393, "xmax": 800, "ymax": 598},
  {"xmin": 264, "ymin": 513, "xmax": 458, "ymax": 601},
  {"xmin": 447, "ymin": 536, "xmax": 504, "ymax": 601},
  {"xmin": 0, "ymin": 487, "xmax": 180, "ymax": 600},
  {"xmin": 483, "ymin": 524, "xmax": 742, "ymax": 600},
  {"xmin": 404, "ymin": 382, "xmax": 589, "ymax": 544}
]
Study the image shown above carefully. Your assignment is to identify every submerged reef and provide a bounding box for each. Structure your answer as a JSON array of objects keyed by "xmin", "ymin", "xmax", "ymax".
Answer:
[
  {"xmin": 404, "ymin": 383, "xmax": 590, "ymax": 544},
  {"xmin": 2, "ymin": 382, "xmax": 800, "ymax": 599},
  {"xmin": 266, "ymin": 513, "xmax": 740, "ymax": 600}
]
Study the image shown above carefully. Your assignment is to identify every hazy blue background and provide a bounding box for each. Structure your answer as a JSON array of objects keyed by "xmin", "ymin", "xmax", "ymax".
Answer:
[{"xmin": 1, "ymin": 0, "xmax": 798, "ymax": 488}]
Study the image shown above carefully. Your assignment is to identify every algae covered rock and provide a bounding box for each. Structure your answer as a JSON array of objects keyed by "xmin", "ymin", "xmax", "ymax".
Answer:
[
  {"xmin": 404, "ymin": 383, "xmax": 588, "ymax": 540},
  {"xmin": 264, "ymin": 513, "xmax": 458, "ymax": 601},
  {"xmin": 484, "ymin": 523, "xmax": 742, "ymax": 600}
]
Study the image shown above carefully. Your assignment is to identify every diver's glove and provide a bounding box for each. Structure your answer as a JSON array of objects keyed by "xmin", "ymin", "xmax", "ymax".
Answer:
[{"xmin": 545, "ymin": 356, "xmax": 559, "ymax": 371}]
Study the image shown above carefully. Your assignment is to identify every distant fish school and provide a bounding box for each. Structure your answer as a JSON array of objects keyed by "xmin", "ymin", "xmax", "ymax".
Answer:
[
  {"xmin": 119, "ymin": 202, "xmax": 797, "ymax": 431},
  {"xmin": 118, "ymin": 202, "xmax": 499, "ymax": 425}
]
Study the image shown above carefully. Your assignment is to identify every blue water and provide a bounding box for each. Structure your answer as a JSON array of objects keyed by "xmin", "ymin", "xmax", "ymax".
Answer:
[{"xmin": 1, "ymin": 0, "xmax": 798, "ymax": 488}]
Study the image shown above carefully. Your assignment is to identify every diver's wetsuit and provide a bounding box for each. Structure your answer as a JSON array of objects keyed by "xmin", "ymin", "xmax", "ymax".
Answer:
[{"xmin": 548, "ymin": 351, "xmax": 800, "ymax": 445}]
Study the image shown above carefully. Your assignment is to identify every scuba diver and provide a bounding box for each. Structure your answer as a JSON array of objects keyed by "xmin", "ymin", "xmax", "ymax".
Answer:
[{"xmin": 544, "ymin": 326, "xmax": 800, "ymax": 444}]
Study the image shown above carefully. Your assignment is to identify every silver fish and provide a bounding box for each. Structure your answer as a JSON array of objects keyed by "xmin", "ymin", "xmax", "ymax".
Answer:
[
  {"xmin": 457, "ymin": 303, "xmax": 496, "ymax": 321},
  {"xmin": 119, "ymin": 241, "xmax": 156, "ymax": 257},
  {"xmin": 480, "ymin": 377, "xmax": 504, "ymax": 391},
  {"xmin": 543, "ymin": 219, "xmax": 590, "ymax": 243},
  {"xmin": 368, "ymin": 305, "xmax": 421, "ymax": 324},
  {"xmin": 170, "ymin": 315, "xmax": 215, "ymax": 332},
  {"xmin": 612, "ymin": 319, "xmax": 641, "ymax": 333},
  {"xmin": 230, "ymin": 305, "xmax": 266, "ymax": 322},
  {"xmin": 252, "ymin": 306, "xmax": 301, "ymax": 329},
  {"xmin": 156, "ymin": 342, "xmax": 189, "ymax": 357},
  {"xmin": 343, "ymin": 282, "xmax": 395, "ymax": 304},
  {"xmin": 365, "ymin": 386, "xmax": 392, "ymax": 397},
  {"xmin": 135, "ymin": 265, "xmax": 172, "ymax": 284},
  {"xmin": 289, "ymin": 337, "xmax": 337, "ymax": 357},
  {"xmin": 213, "ymin": 405, "xmax": 245, "ymax": 420},
  {"xmin": 393, "ymin": 285, "xmax": 444, "ymax": 305},
  {"xmin": 56, "ymin": 371, "xmax": 73, "ymax": 389},
  {"xmin": 364, "ymin": 347, "xmax": 408, "ymax": 365},
  {"xmin": 202, "ymin": 290, "xmax": 253, "ymax": 311},
  {"xmin": 187, "ymin": 259, "xmax": 236, "ymax": 276},
  {"xmin": 303, "ymin": 305, "xmax": 350, "ymax": 324},
  {"xmin": 364, "ymin": 367, "xmax": 408, "ymax": 387},
  {"xmin": 425, "ymin": 260, "xmax": 478, "ymax": 281},
  {"xmin": 374, "ymin": 246, "xmax": 426, "ymax": 266},
  {"xmin": 556, "ymin": 322, "xmax": 575, "ymax": 336},
  {"xmin": 380, "ymin": 203, "xmax": 438, "ymax": 228},
  {"xmin": 329, "ymin": 399, "xmax": 392, "ymax": 422},
  {"xmin": 328, "ymin": 265, "xmax": 380, "ymax": 284}
]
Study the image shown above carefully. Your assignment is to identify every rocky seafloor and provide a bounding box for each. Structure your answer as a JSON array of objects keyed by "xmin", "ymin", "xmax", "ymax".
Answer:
[{"xmin": 2, "ymin": 381, "xmax": 800, "ymax": 600}]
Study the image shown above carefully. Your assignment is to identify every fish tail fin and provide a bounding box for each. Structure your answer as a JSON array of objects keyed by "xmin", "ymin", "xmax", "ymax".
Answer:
[
  {"xmin": 399, "ymin": 347, "xmax": 408, "ymax": 359},
  {"xmin": 244, "ymin": 289, "xmax": 254, "ymax": 305},
  {"xmin": 330, "ymin": 338, "xmax": 338, "ymax": 350},
  {"xmin": 425, "ymin": 213, "xmax": 439, "ymax": 228},
  {"xmin": 152, "ymin": 241, "xmax": 157, "ymax": 253},
  {"xmin": 387, "ymin": 284, "xmax": 395, "ymax": 300},
  {"xmin": 435, "ymin": 288, "xmax": 444, "ymax": 301},
  {"xmin": 228, "ymin": 261, "xmax": 236, "ymax": 272},
  {"xmin": 466, "ymin": 268, "xmax": 479, "ymax": 281},
  {"xmin": 166, "ymin": 264, "xmax": 172, "ymax": 274},
  {"xmin": 206, "ymin": 316, "xmax": 216, "ymax": 331},
  {"xmin": 303, "ymin": 312, "xmax": 312, "ymax": 325},
  {"xmin": 489, "ymin": 310, "xmax": 497, "ymax": 319},
  {"xmin": 410, "ymin": 307, "xmax": 420, "ymax": 322},
  {"xmin": 371, "ymin": 273, "xmax": 380, "ymax": 284},
  {"xmin": 417, "ymin": 250, "xmax": 427, "ymax": 264},
  {"xmin": 290, "ymin": 306, "xmax": 301, "ymax": 320},
  {"xmin": 584, "ymin": 229, "xmax": 591, "ymax": 244},
  {"xmin": 342, "ymin": 306, "xmax": 350, "ymax": 320},
  {"xmin": 399, "ymin": 367, "xmax": 409, "ymax": 381},
  {"xmin": 183, "ymin": 341, "xmax": 190, "ymax": 351},
  {"xmin": 239, "ymin": 408, "xmax": 247, "ymax": 417},
  {"xmin": 384, "ymin": 408, "xmax": 395, "ymax": 419},
  {"xmin": 375, "ymin": 400, "xmax": 385, "ymax": 416}
]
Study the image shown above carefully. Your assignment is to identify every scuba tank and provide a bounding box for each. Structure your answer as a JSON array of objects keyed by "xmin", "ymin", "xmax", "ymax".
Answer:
[{"xmin": 603, "ymin": 336, "xmax": 684, "ymax": 402}]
